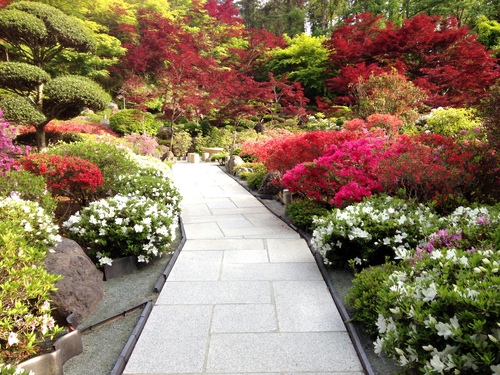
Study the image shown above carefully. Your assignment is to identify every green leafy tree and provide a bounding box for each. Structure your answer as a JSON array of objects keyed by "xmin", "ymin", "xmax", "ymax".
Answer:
[
  {"xmin": 0, "ymin": 2, "xmax": 110, "ymax": 149},
  {"xmin": 267, "ymin": 33, "xmax": 328, "ymax": 100}
]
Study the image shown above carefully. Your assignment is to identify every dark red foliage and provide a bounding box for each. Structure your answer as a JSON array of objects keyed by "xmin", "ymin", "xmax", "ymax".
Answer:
[{"xmin": 325, "ymin": 13, "xmax": 500, "ymax": 108}]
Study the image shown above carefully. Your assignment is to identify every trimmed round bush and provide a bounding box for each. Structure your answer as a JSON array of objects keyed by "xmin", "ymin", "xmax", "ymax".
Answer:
[{"xmin": 109, "ymin": 109, "xmax": 163, "ymax": 135}]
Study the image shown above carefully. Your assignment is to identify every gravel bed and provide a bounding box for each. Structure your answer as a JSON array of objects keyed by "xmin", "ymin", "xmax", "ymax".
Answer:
[{"xmin": 63, "ymin": 249, "xmax": 174, "ymax": 375}]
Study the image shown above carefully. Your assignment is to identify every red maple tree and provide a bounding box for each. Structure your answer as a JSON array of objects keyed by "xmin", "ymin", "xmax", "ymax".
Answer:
[{"xmin": 325, "ymin": 13, "xmax": 500, "ymax": 108}]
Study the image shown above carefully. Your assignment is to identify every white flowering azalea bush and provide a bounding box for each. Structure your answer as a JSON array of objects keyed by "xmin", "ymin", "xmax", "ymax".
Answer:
[
  {"xmin": 0, "ymin": 197, "xmax": 64, "ymax": 364},
  {"xmin": 311, "ymin": 195, "xmax": 442, "ymax": 266},
  {"xmin": 113, "ymin": 172, "xmax": 181, "ymax": 215},
  {"xmin": 374, "ymin": 245, "xmax": 500, "ymax": 375},
  {"xmin": 347, "ymin": 203, "xmax": 500, "ymax": 374},
  {"xmin": 63, "ymin": 194, "xmax": 178, "ymax": 266}
]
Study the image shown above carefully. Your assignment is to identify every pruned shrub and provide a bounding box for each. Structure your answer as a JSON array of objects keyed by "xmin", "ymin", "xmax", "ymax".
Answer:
[
  {"xmin": 285, "ymin": 198, "xmax": 330, "ymax": 230},
  {"xmin": 47, "ymin": 139, "xmax": 139, "ymax": 198},
  {"xmin": 109, "ymin": 109, "xmax": 162, "ymax": 135},
  {"xmin": 18, "ymin": 153, "xmax": 104, "ymax": 206}
]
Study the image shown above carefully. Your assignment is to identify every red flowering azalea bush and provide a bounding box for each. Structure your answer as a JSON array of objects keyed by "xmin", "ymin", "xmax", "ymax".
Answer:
[
  {"xmin": 18, "ymin": 154, "xmax": 104, "ymax": 206},
  {"xmin": 376, "ymin": 134, "xmax": 476, "ymax": 205},
  {"xmin": 20, "ymin": 120, "xmax": 118, "ymax": 137},
  {"xmin": 283, "ymin": 137, "xmax": 387, "ymax": 207},
  {"xmin": 242, "ymin": 130, "xmax": 361, "ymax": 174}
]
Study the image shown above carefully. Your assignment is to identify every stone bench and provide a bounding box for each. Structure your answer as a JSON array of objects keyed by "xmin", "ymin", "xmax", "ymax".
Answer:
[{"xmin": 200, "ymin": 147, "xmax": 224, "ymax": 161}]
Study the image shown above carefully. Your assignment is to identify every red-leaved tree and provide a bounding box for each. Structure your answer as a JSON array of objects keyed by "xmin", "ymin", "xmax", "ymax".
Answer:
[{"xmin": 325, "ymin": 13, "xmax": 500, "ymax": 108}]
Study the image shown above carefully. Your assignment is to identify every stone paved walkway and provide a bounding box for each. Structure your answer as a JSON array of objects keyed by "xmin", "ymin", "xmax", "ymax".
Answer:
[{"xmin": 123, "ymin": 161, "xmax": 364, "ymax": 375}]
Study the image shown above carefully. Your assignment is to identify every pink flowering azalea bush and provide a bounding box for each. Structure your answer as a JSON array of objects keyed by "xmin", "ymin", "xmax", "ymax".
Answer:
[
  {"xmin": 0, "ymin": 109, "xmax": 30, "ymax": 175},
  {"xmin": 283, "ymin": 137, "xmax": 387, "ymax": 207}
]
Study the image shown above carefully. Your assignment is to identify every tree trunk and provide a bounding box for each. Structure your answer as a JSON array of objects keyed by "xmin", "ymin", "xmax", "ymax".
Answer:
[{"xmin": 36, "ymin": 121, "xmax": 50, "ymax": 150}]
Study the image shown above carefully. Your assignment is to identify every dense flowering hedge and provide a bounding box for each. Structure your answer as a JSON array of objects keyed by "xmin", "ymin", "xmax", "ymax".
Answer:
[
  {"xmin": 283, "ymin": 137, "xmax": 387, "ymax": 207},
  {"xmin": 19, "ymin": 120, "xmax": 118, "ymax": 137},
  {"xmin": 18, "ymin": 154, "xmax": 104, "ymax": 206},
  {"xmin": 241, "ymin": 130, "xmax": 361, "ymax": 174}
]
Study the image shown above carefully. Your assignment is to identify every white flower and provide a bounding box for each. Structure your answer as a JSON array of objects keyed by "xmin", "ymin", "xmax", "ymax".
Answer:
[
  {"xmin": 422, "ymin": 282, "xmax": 438, "ymax": 302},
  {"xmin": 429, "ymin": 354, "xmax": 446, "ymax": 372},
  {"xmin": 134, "ymin": 224, "xmax": 144, "ymax": 233},
  {"xmin": 8, "ymin": 331, "xmax": 19, "ymax": 346},
  {"xmin": 491, "ymin": 364, "xmax": 500, "ymax": 375},
  {"xmin": 373, "ymin": 336, "xmax": 384, "ymax": 355},
  {"xmin": 435, "ymin": 321, "xmax": 454, "ymax": 338},
  {"xmin": 115, "ymin": 217, "xmax": 123, "ymax": 225},
  {"xmin": 98, "ymin": 256, "xmax": 113, "ymax": 266}
]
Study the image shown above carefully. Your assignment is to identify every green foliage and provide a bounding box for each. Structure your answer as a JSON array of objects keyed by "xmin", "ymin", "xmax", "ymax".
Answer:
[
  {"xmin": 353, "ymin": 71, "xmax": 428, "ymax": 127},
  {"xmin": 0, "ymin": 63, "xmax": 50, "ymax": 94},
  {"xmin": 0, "ymin": 364, "xmax": 33, "ymax": 375},
  {"xmin": 476, "ymin": 15, "xmax": 500, "ymax": 56},
  {"xmin": 46, "ymin": 138, "xmax": 139, "ymax": 198},
  {"xmin": 285, "ymin": 198, "xmax": 329, "ymax": 229},
  {"xmin": 195, "ymin": 127, "xmax": 234, "ymax": 151},
  {"xmin": 345, "ymin": 262, "xmax": 399, "ymax": 336},
  {"xmin": 0, "ymin": 96, "xmax": 46, "ymax": 126},
  {"xmin": 236, "ymin": 162, "xmax": 267, "ymax": 190},
  {"xmin": 43, "ymin": 76, "xmax": 110, "ymax": 120},
  {"xmin": 5, "ymin": 2, "xmax": 95, "ymax": 54},
  {"xmin": 109, "ymin": 110, "xmax": 162, "ymax": 135},
  {"xmin": 424, "ymin": 107, "xmax": 484, "ymax": 139},
  {"xmin": 0, "ymin": 197, "xmax": 63, "ymax": 364},
  {"xmin": 63, "ymin": 194, "xmax": 178, "ymax": 266},
  {"xmin": 0, "ymin": 170, "xmax": 57, "ymax": 214},
  {"xmin": 311, "ymin": 195, "xmax": 442, "ymax": 266},
  {"xmin": 172, "ymin": 130, "xmax": 192, "ymax": 157},
  {"xmin": 267, "ymin": 33, "xmax": 329, "ymax": 99}
]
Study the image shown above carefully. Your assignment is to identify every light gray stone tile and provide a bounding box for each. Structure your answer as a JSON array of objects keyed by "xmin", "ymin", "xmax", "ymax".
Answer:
[
  {"xmin": 231, "ymin": 196, "xmax": 266, "ymax": 208},
  {"xmin": 182, "ymin": 214, "xmax": 247, "ymax": 224},
  {"xmin": 221, "ymin": 263, "xmax": 323, "ymax": 281},
  {"xmin": 182, "ymin": 238, "xmax": 265, "ymax": 251},
  {"xmin": 221, "ymin": 226, "xmax": 300, "ymax": 238},
  {"xmin": 180, "ymin": 203, "xmax": 210, "ymax": 217},
  {"xmin": 183, "ymin": 222, "xmax": 225, "ymax": 239},
  {"xmin": 211, "ymin": 304, "xmax": 277, "ymax": 333},
  {"xmin": 123, "ymin": 305, "xmax": 211, "ymax": 374},
  {"xmin": 210, "ymin": 207, "xmax": 271, "ymax": 215},
  {"xmin": 273, "ymin": 281, "xmax": 347, "ymax": 332},
  {"xmin": 223, "ymin": 250, "xmax": 269, "ymax": 264},
  {"xmin": 266, "ymin": 238, "xmax": 314, "ymax": 263},
  {"xmin": 206, "ymin": 198, "xmax": 238, "ymax": 209},
  {"xmin": 167, "ymin": 251, "xmax": 223, "ymax": 281},
  {"xmin": 244, "ymin": 212, "xmax": 285, "ymax": 226},
  {"xmin": 157, "ymin": 280, "xmax": 272, "ymax": 304},
  {"xmin": 205, "ymin": 332, "xmax": 363, "ymax": 373}
]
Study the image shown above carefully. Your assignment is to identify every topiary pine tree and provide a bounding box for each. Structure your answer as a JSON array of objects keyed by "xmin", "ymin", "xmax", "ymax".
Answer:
[{"xmin": 0, "ymin": 2, "xmax": 110, "ymax": 149}]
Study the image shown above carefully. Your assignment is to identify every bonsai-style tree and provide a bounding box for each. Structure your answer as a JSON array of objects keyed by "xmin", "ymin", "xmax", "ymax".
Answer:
[{"xmin": 0, "ymin": 2, "xmax": 110, "ymax": 149}]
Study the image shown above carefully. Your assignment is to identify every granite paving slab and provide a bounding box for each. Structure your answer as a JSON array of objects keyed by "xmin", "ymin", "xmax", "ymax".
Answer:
[{"xmin": 123, "ymin": 161, "xmax": 364, "ymax": 375}]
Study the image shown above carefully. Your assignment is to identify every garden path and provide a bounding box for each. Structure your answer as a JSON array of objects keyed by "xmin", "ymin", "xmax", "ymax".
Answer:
[{"xmin": 123, "ymin": 160, "xmax": 364, "ymax": 375}]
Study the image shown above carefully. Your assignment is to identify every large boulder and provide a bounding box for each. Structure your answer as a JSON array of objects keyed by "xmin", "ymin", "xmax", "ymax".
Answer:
[
  {"xmin": 258, "ymin": 171, "xmax": 282, "ymax": 196},
  {"xmin": 226, "ymin": 155, "xmax": 244, "ymax": 175},
  {"xmin": 44, "ymin": 238, "xmax": 104, "ymax": 325}
]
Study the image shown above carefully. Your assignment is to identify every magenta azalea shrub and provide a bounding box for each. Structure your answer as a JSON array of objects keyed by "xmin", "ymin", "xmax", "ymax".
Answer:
[
  {"xmin": 283, "ymin": 137, "xmax": 387, "ymax": 207},
  {"xmin": 0, "ymin": 109, "xmax": 30, "ymax": 174}
]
